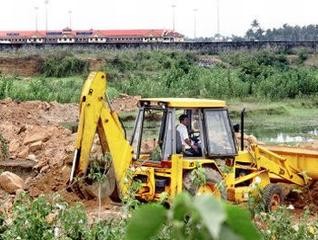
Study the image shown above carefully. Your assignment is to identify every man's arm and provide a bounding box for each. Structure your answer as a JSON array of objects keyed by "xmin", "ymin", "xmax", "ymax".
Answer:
[{"xmin": 184, "ymin": 138, "xmax": 198, "ymax": 150}]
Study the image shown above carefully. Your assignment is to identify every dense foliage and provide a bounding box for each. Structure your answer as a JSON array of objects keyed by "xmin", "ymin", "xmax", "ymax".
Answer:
[
  {"xmin": 1, "ymin": 49, "xmax": 318, "ymax": 102},
  {"xmin": 244, "ymin": 20, "xmax": 318, "ymax": 41},
  {"xmin": 41, "ymin": 52, "xmax": 88, "ymax": 77},
  {"xmin": 108, "ymin": 50, "xmax": 318, "ymax": 99}
]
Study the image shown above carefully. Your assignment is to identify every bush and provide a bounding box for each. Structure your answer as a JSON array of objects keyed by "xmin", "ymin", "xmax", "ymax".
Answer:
[
  {"xmin": 41, "ymin": 52, "xmax": 88, "ymax": 77},
  {"xmin": 296, "ymin": 48, "xmax": 309, "ymax": 64}
]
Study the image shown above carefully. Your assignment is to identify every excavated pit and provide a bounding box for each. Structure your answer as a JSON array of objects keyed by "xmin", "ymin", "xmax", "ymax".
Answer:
[{"xmin": 0, "ymin": 96, "xmax": 139, "ymax": 214}]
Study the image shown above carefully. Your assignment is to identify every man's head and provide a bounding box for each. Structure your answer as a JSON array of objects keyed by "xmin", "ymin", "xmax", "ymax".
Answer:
[{"xmin": 179, "ymin": 114, "xmax": 190, "ymax": 126}]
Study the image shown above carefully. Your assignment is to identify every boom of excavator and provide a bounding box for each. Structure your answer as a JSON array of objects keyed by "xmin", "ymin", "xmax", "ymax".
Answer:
[{"xmin": 68, "ymin": 72, "xmax": 318, "ymax": 211}]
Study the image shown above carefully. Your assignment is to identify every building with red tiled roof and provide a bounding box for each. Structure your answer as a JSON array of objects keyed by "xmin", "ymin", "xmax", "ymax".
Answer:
[{"xmin": 0, "ymin": 28, "xmax": 184, "ymax": 44}]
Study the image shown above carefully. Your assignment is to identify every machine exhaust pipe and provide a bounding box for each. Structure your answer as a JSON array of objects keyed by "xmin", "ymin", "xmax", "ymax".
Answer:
[{"xmin": 240, "ymin": 108, "xmax": 246, "ymax": 151}]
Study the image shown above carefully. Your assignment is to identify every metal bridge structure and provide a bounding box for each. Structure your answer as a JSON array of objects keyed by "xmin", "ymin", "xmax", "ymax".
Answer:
[{"xmin": 1, "ymin": 41, "xmax": 318, "ymax": 53}]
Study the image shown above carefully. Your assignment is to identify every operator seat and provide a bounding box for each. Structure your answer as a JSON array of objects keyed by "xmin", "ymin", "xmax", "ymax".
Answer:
[{"xmin": 176, "ymin": 130, "xmax": 182, "ymax": 154}]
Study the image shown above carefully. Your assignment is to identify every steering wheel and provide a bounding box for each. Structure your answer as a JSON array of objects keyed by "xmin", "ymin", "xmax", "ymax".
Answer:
[{"xmin": 190, "ymin": 131, "xmax": 200, "ymax": 143}]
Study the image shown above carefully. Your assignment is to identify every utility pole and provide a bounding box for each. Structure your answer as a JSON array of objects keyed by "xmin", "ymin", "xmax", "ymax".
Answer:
[
  {"xmin": 171, "ymin": 4, "xmax": 176, "ymax": 31},
  {"xmin": 34, "ymin": 6, "xmax": 39, "ymax": 32},
  {"xmin": 68, "ymin": 10, "xmax": 72, "ymax": 29},
  {"xmin": 44, "ymin": 0, "xmax": 49, "ymax": 32},
  {"xmin": 193, "ymin": 9, "xmax": 198, "ymax": 39},
  {"xmin": 216, "ymin": 0, "xmax": 220, "ymax": 38}
]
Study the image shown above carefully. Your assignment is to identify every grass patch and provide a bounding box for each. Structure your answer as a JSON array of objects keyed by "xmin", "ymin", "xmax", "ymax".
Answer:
[{"xmin": 0, "ymin": 75, "xmax": 119, "ymax": 103}]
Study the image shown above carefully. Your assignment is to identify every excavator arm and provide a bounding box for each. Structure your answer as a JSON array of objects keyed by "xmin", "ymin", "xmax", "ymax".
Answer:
[{"xmin": 69, "ymin": 72, "xmax": 133, "ymax": 198}]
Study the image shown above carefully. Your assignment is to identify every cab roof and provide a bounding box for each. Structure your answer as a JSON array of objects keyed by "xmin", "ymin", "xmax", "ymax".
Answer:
[{"xmin": 139, "ymin": 98, "xmax": 226, "ymax": 108}]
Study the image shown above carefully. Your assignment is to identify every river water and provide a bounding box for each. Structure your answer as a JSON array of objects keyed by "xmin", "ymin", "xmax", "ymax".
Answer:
[{"xmin": 247, "ymin": 127, "xmax": 318, "ymax": 145}]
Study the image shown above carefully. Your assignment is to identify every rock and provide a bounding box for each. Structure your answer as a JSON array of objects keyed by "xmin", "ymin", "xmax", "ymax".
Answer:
[
  {"xmin": 63, "ymin": 154, "xmax": 73, "ymax": 165},
  {"xmin": 1, "ymin": 197, "xmax": 13, "ymax": 213},
  {"xmin": 17, "ymin": 146, "xmax": 29, "ymax": 158},
  {"xmin": 9, "ymin": 139, "xmax": 20, "ymax": 153},
  {"xmin": 40, "ymin": 165, "xmax": 50, "ymax": 173},
  {"xmin": 39, "ymin": 102, "xmax": 51, "ymax": 111},
  {"xmin": 64, "ymin": 145, "xmax": 74, "ymax": 154},
  {"xmin": 63, "ymin": 128, "xmax": 72, "ymax": 136},
  {"xmin": 23, "ymin": 131, "xmax": 50, "ymax": 145},
  {"xmin": 247, "ymin": 135, "xmax": 258, "ymax": 144},
  {"xmin": 29, "ymin": 141, "xmax": 42, "ymax": 152},
  {"xmin": 26, "ymin": 154, "xmax": 37, "ymax": 162},
  {"xmin": 61, "ymin": 165, "xmax": 71, "ymax": 179},
  {"xmin": 24, "ymin": 176, "xmax": 33, "ymax": 186},
  {"xmin": 33, "ymin": 160, "xmax": 47, "ymax": 170},
  {"xmin": 29, "ymin": 186, "xmax": 41, "ymax": 197},
  {"xmin": 0, "ymin": 171, "xmax": 24, "ymax": 194}
]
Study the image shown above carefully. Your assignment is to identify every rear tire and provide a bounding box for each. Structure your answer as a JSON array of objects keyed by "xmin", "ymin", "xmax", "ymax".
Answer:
[
  {"xmin": 183, "ymin": 168, "xmax": 227, "ymax": 200},
  {"xmin": 263, "ymin": 184, "xmax": 284, "ymax": 212}
]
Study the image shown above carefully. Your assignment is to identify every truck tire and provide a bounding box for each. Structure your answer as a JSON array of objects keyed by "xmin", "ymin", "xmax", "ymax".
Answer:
[
  {"xmin": 262, "ymin": 183, "xmax": 284, "ymax": 212},
  {"xmin": 183, "ymin": 168, "xmax": 227, "ymax": 200}
]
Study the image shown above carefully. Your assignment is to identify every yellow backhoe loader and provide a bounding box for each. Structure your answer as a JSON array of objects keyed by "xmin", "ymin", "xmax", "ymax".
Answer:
[{"xmin": 68, "ymin": 71, "xmax": 318, "ymax": 211}]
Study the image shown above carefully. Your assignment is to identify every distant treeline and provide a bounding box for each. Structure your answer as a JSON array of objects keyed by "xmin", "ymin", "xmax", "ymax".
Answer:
[{"xmin": 192, "ymin": 20, "xmax": 318, "ymax": 42}]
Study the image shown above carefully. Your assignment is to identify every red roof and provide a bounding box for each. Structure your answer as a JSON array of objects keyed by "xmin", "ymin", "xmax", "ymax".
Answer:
[{"xmin": 0, "ymin": 30, "xmax": 46, "ymax": 38}]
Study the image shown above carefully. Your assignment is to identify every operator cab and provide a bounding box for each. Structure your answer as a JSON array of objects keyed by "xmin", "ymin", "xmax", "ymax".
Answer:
[{"xmin": 130, "ymin": 98, "xmax": 238, "ymax": 162}]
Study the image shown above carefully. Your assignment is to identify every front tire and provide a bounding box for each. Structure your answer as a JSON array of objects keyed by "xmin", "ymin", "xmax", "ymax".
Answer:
[{"xmin": 262, "ymin": 184, "xmax": 284, "ymax": 212}]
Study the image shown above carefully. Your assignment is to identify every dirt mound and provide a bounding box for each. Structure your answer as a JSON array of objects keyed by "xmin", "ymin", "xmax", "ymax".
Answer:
[
  {"xmin": 0, "ymin": 55, "xmax": 43, "ymax": 76},
  {"xmin": 0, "ymin": 95, "xmax": 139, "ymax": 206},
  {"xmin": 111, "ymin": 94, "xmax": 141, "ymax": 112}
]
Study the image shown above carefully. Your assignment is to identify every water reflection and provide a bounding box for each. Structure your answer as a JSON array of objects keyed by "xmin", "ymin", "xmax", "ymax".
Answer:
[
  {"xmin": 249, "ymin": 128, "xmax": 318, "ymax": 144},
  {"xmin": 308, "ymin": 129, "xmax": 318, "ymax": 136},
  {"xmin": 261, "ymin": 133, "xmax": 314, "ymax": 144}
]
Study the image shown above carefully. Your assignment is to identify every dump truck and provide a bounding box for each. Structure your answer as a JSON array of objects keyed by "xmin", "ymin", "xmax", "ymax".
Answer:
[{"xmin": 68, "ymin": 71, "xmax": 318, "ymax": 211}]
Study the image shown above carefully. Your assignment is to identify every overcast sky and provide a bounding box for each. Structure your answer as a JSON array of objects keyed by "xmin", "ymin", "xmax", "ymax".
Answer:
[{"xmin": 0, "ymin": 0, "xmax": 317, "ymax": 38}]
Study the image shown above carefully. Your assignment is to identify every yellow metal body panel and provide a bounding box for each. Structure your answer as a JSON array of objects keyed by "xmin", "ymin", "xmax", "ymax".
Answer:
[
  {"xmin": 72, "ymin": 72, "xmax": 133, "ymax": 197},
  {"xmin": 133, "ymin": 155, "xmax": 221, "ymax": 201},
  {"xmin": 140, "ymin": 98, "xmax": 226, "ymax": 108},
  {"xmin": 250, "ymin": 145, "xmax": 306, "ymax": 185},
  {"xmin": 267, "ymin": 145, "xmax": 318, "ymax": 180},
  {"xmin": 227, "ymin": 171, "xmax": 270, "ymax": 202},
  {"xmin": 133, "ymin": 166, "xmax": 156, "ymax": 201},
  {"xmin": 170, "ymin": 155, "xmax": 184, "ymax": 198}
]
